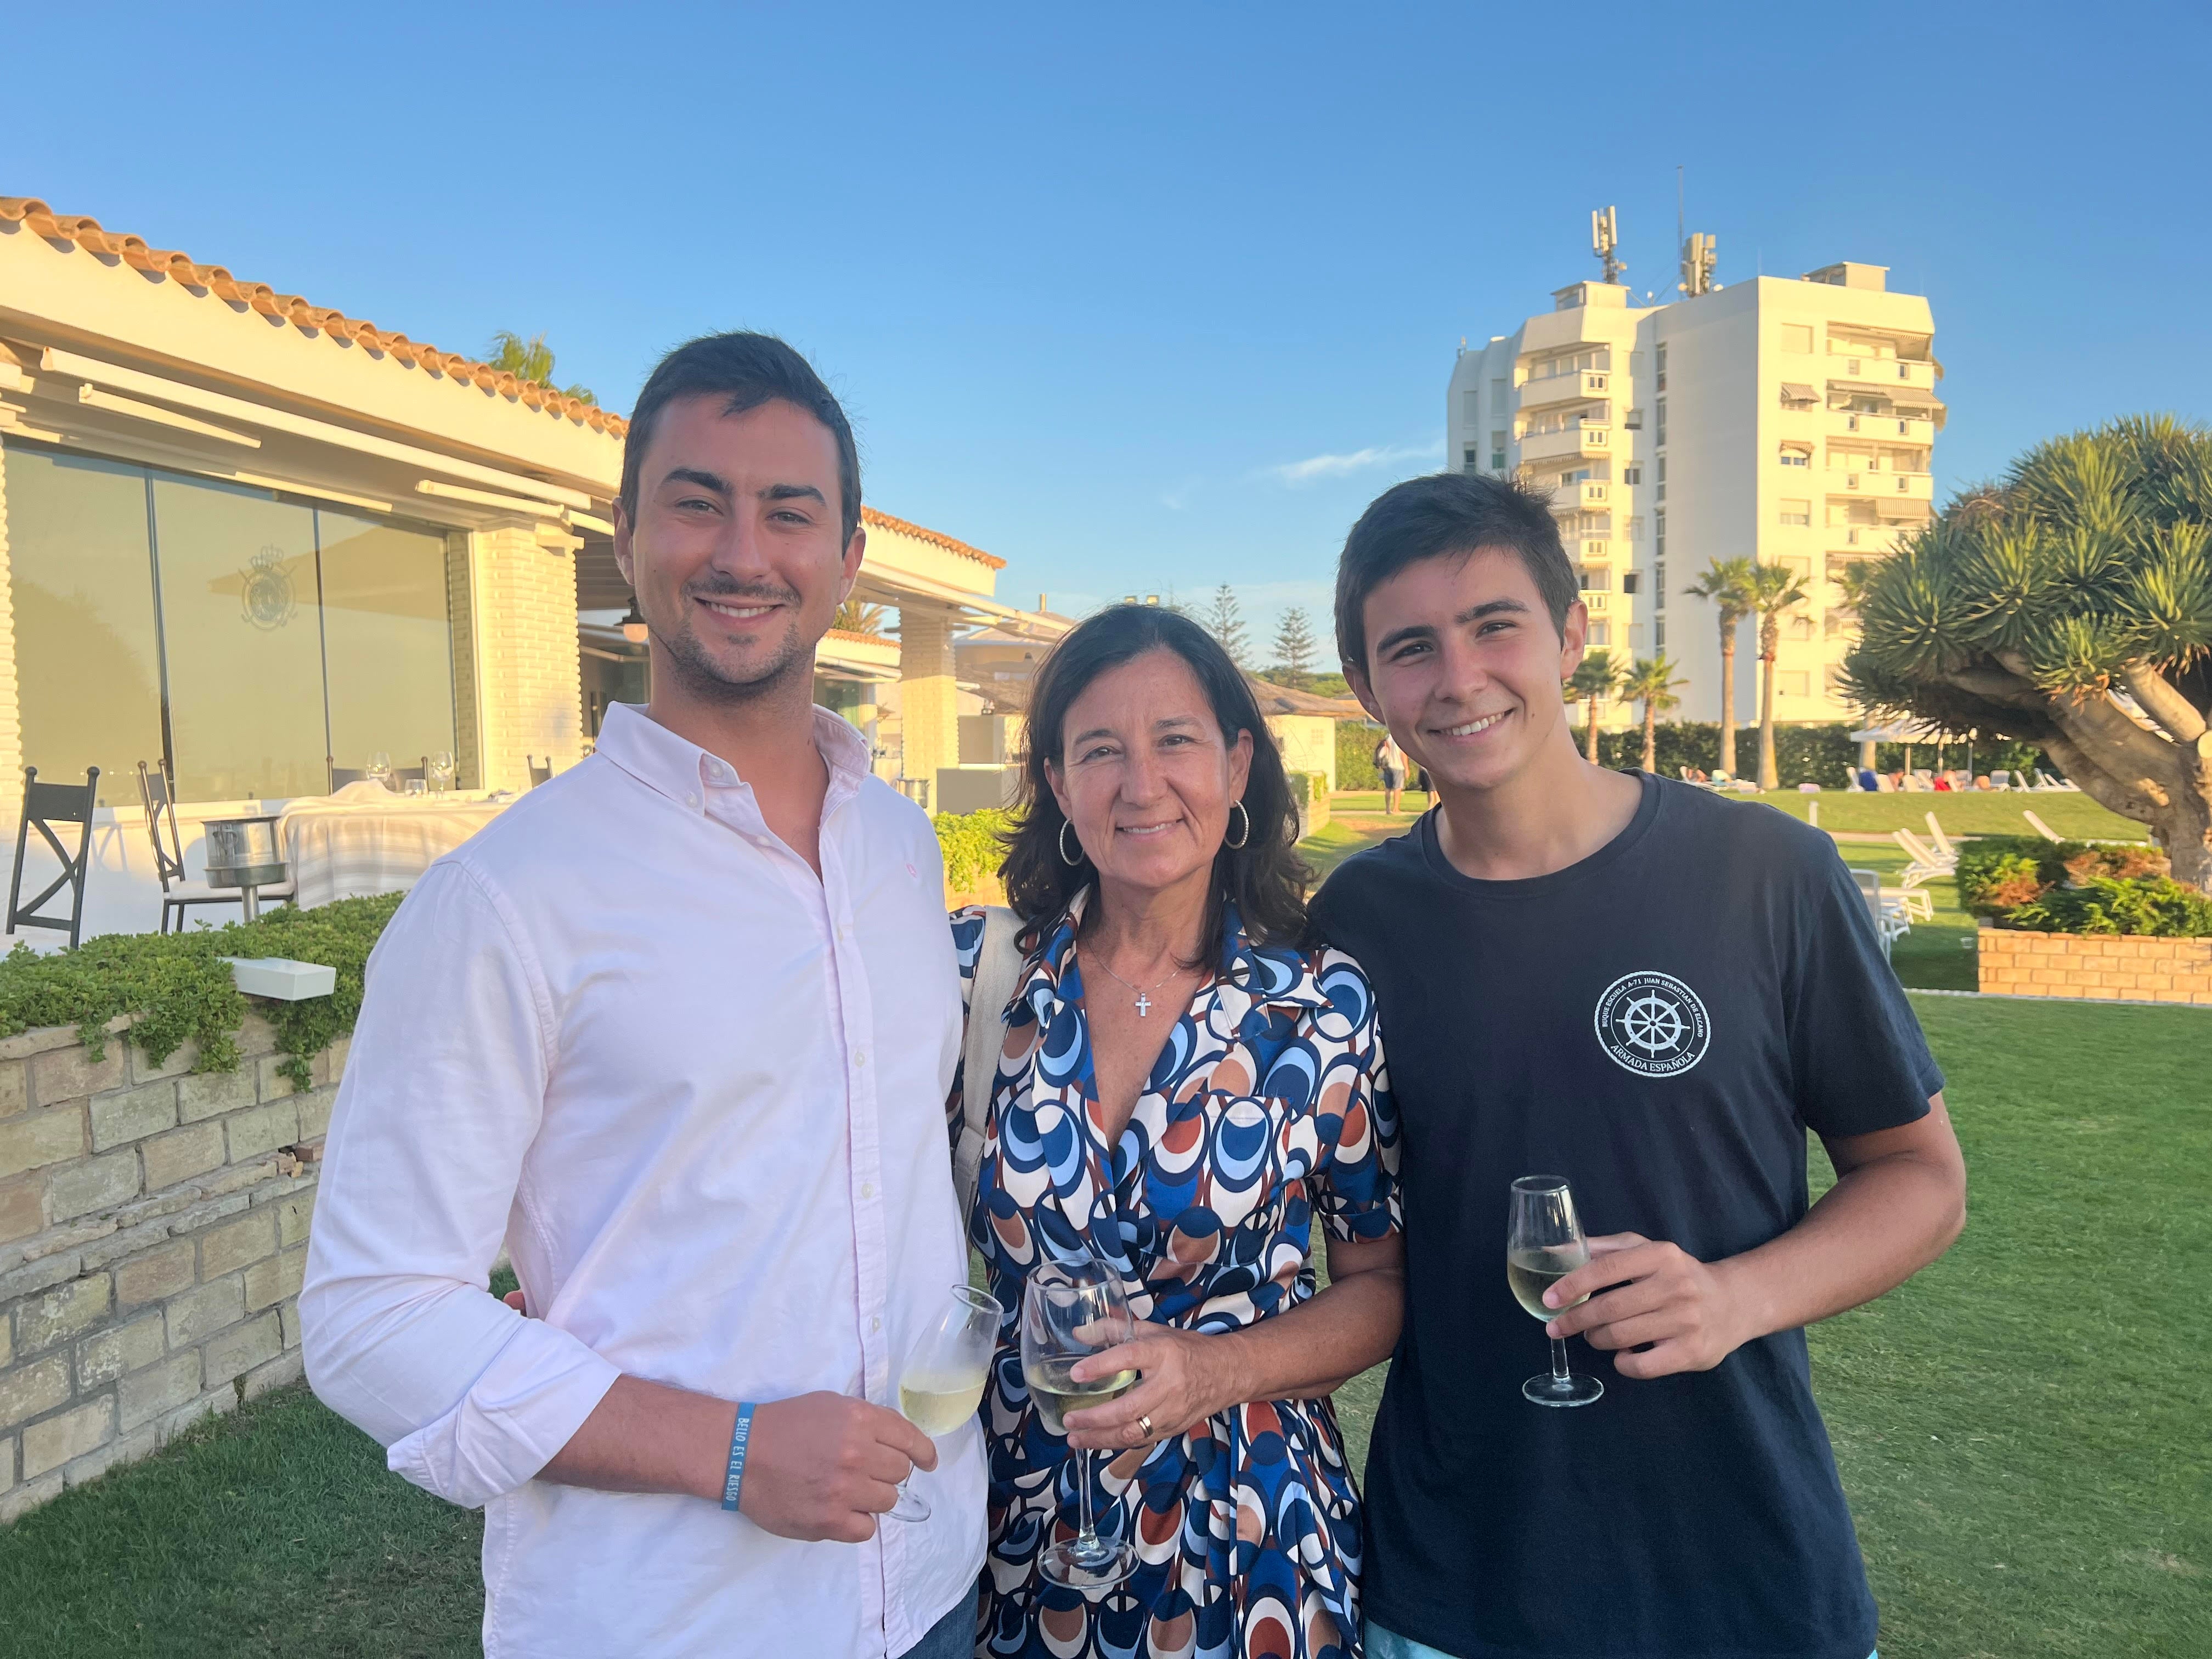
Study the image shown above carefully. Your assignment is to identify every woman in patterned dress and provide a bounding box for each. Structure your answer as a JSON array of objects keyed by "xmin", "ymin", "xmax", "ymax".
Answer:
[{"xmin": 951, "ymin": 604, "xmax": 1404, "ymax": 1659}]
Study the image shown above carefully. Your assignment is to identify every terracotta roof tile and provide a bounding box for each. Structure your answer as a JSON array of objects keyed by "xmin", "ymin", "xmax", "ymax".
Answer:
[
  {"xmin": 5, "ymin": 197, "xmax": 1006, "ymax": 571},
  {"xmin": 1, "ymin": 197, "xmax": 626, "ymax": 437},
  {"xmin": 860, "ymin": 506, "xmax": 1005, "ymax": 570}
]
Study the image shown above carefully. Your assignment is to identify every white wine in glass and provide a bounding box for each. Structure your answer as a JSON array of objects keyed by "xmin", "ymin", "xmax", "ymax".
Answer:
[
  {"xmin": 1507, "ymin": 1175, "xmax": 1604, "ymax": 1408},
  {"xmin": 888, "ymin": 1284, "xmax": 1001, "ymax": 1522},
  {"xmin": 1020, "ymin": 1256, "xmax": 1139, "ymax": 1588}
]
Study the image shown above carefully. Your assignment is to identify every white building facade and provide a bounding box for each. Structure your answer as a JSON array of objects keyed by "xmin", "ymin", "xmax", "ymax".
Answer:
[{"xmin": 1448, "ymin": 262, "xmax": 1943, "ymax": 728}]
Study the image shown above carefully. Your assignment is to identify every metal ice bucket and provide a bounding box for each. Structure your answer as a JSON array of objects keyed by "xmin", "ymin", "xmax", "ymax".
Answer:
[{"xmin": 202, "ymin": 815, "xmax": 287, "ymax": 891}]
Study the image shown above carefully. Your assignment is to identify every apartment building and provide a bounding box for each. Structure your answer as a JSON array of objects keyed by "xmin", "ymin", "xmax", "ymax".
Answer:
[{"xmin": 1447, "ymin": 261, "xmax": 1943, "ymax": 729}]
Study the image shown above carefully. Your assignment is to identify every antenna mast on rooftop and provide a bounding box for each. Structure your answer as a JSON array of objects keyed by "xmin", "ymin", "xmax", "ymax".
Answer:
[
  {"xmin": 1674, "ymin": 165, "xmax": 1719, "ymax": 296},
  {"xmin": 1591, "ymin": 206, "xmax": 1625, "ymax": 284}
]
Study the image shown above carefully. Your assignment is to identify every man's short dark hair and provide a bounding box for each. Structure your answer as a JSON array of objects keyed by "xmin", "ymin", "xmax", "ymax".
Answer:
[
  {"xmin": 1333, "ymin": 471, "xmax": 1579, "ymax": 672},
  {"xmin": 619, "ymin": 332, "xmax": 861, "ymax": 544}
]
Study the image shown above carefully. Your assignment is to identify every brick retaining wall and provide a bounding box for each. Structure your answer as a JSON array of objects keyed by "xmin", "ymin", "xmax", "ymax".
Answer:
[
  {"xmin": 1978, "ymin": 925, "xmax": 2212, "ymax": 1005},
  {"xmin": 0, "ymin": 1012, "xmax": 340, "ymax": 1522}
]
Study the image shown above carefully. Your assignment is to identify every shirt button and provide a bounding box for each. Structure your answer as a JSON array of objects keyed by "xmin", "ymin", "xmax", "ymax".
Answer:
[
  {"xmin": 854, "ymin": 1047, "xmax": 868, "ymax": 1067},
  {"xmin": 870, "ymin": 1317, "xmax": 882, "ymax": 1334},
  {"xmin": 684, "ymin": 792, "xmax": 699, "ymax": 808},
  {"xmin": 861, "ymin": 1182, "xmax": 876, "ymax": 1199}
]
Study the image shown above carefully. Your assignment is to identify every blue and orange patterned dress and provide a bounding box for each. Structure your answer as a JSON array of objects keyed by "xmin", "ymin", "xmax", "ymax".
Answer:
[{"xmin": 950, "ymin": 893, "xmax": 1401, "ymax": 1659}]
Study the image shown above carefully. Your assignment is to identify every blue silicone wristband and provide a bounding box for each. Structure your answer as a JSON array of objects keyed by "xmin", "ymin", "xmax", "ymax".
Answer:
[{"xmin": 721, "ymin": 1402, "xmax": 756, "ymax": 1513}]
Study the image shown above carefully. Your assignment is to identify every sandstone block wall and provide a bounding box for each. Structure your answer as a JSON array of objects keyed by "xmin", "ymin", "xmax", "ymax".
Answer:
[
  {"xmin": 0, "ymin": 1012, "xmax": 342, "ymax": 1522},
  {"xmin": 1978, "ymin": 926, "xmax": 2212, "ymax": 1005}
]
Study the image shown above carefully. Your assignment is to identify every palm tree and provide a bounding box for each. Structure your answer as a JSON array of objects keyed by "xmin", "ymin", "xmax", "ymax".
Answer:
[
  {"xmin": 1620, "ymin": 654, "xmax": 1686, "ymax": 774},
  {"xmin": 833, "ymin": 600, "xmax": 890, "ymax": 636},
  {"xmin": 1748, "ymin": 563, "xmax": 1813, "ymax": 788},
  {"xmin": 1685, "ymin": 556, "xmax": 1758, "ymax": 777},
  {"xmin": 485, "ymin": 330, "xmax": 598, "ymax": 406},
  {"xmin": 1566, "ymin": 649, "xmax": 1621, "ymax": 763}
]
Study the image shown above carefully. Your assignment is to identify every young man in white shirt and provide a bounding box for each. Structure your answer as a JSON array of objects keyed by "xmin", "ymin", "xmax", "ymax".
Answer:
[{"xmin": 302, "ymin": 333, "xmax": 983, "ymax": 1658}]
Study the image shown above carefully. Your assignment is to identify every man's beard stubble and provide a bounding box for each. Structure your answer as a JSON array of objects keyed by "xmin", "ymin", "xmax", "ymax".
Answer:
[{"xmin": 653, "ymin": 579, "xmax": 812, "ymax": 706}]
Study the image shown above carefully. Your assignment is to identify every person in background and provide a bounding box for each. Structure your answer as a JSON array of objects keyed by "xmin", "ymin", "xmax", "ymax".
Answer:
[
  {"xmin": 952, "ymin": 603, "xmax": 1404, "ymax": 1659},
  {"xmin": 1375, "ymin": 728, "xmax": 1410, "ymax": 814},
  {"xmin": 302, "ymin": 332, "xmax": 982, "ymax": 1659},
  {"xmin": 1309, "ymin": 470, "xmax": 1967, "ymax": 1659}
]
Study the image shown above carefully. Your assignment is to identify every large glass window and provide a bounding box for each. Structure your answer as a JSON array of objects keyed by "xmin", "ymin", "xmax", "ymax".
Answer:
[
  {"xmin": 3, "ymin": 449, "xmax": 165, "ymax": 806},
  {"xmin": 153, "ymin": 477, "xmax": 326, "ymax": 802},
  {"xmin": 317, "ymin": 513, "xmax": 457, "ymax": 776},
  {"xmin": 5, "ymin": 441, "xmax": 469, "ymax": 804}
]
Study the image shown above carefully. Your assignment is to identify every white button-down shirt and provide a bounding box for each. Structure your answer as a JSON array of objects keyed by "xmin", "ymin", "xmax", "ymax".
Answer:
[{"xmin": 301, "ymin": 702, "xmax": 983, "ymax": 1658}]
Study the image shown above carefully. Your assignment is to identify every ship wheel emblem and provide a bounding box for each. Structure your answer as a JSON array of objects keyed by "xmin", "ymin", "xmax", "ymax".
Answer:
[{"xmin": 1593, "ymin": 971, "xmax": 1711, "ymax": 1077}]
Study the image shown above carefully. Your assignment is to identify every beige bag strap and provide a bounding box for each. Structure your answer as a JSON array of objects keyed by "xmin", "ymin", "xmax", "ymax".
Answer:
[{"xmin": 956, "ymin": 905, "xmax": 1023, "ymax": 1219}]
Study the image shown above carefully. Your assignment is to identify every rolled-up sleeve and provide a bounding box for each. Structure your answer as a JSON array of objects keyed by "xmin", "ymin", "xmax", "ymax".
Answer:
[{"xmin": 300, "ymin": 861, "xmax": 620, "ymax": 1509}]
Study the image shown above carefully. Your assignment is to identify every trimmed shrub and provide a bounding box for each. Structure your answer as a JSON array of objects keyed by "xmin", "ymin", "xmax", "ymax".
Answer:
[
  {"xmin": 1336, "ymin": 723, "xmax": 1383, "ymax": 791},
  {"xmin": 0, "ymin": 893, "xmax": 404, "ymax": 1092},
  {"xmin": 934, "ymin": 808, "xmax": 1015, "ymax": 893},
  {"xmin": 1955, "ymin": 835, "xmax": 2210, "ymax": 936}
]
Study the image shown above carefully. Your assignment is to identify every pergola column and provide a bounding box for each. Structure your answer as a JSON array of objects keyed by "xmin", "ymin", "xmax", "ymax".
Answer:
[{"xmin": 898, "ymin": 602, "xmax": 961, "ymax": 807}]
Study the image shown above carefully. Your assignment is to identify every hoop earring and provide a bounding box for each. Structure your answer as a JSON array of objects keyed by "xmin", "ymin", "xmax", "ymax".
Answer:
[
  {"xmin": 1058, "ymin": 819, "xmax": 1085, "ymax": 866},
  {"xmin": 1224, "ymin": 800, "xmax": 1251, "ymax": 850}
]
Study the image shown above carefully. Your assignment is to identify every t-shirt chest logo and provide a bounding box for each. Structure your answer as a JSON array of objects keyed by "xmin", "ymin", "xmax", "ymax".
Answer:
[{"xmin": 1593, "ymin": 970, "xmax": 1712, "ymax": 1077}]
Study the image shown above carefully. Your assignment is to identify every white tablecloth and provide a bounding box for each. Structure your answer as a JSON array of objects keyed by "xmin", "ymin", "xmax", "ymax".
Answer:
[{"xmin": 279, "ymin": 785, "xmax": 512, "ymax": 908}]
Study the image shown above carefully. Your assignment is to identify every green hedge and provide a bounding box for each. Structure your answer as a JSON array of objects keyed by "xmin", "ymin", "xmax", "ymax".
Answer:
[
  {"xmin": 1955, "ymin": 836, "xmax": 2211, "ymax": 937},
  {"xmin": 934, "ymin": 808, "xmax": 1014, "ymax": 892},
  {"xmin": 1336, "ymin": 723, "xmax": 1383, "ymax": 791},
  {"xmin": 0, "ymin": 893, "xmax": 404, "ymax": 1093},
  {"xmin": 1597, "ymin": 723, "xmax": 2061, "ymax": 789}
]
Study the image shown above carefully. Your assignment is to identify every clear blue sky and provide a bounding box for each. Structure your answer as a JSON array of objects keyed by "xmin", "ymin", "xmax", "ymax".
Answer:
[{"xmin": 10, "ymin": 2, "xmax": 2207, "ymax": 648}]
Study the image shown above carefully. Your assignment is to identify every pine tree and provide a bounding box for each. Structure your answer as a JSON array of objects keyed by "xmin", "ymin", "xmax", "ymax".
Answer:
[
  {"xmin": 1272, "ymin": 608, "xmax": 1319, "ymax": 689},
  {"xmin": 1203, "ymin": 585, "xmax": 1250, "ymax": 667}
]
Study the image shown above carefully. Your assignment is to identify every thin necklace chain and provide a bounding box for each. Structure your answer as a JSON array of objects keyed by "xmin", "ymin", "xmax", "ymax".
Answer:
[{"xmin": 1080, "ymin": 943, "xmax": 1195, "ymax": 1018}]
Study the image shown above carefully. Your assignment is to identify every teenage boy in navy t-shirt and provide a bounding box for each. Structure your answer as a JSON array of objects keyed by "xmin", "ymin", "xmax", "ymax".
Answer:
[{"xmin": 1308, "ymin": 472, "xmax": 1967, "ymax": 1659}]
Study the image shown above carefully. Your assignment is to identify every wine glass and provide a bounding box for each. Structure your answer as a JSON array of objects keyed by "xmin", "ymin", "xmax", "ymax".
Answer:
[
  {"xmin": 428, "ymin": 751, "xmax": 456, "ymax": 794},
  {"xmin": 1020, "ymin": 1257, "xmax": 1138, "ymax": 1588},
  {"xmin": 366, "ymin": 751, "xmax": 392, "ymax": 791},
  {"xmin": 888, "ymin": 1284, "xmax": 1002, "ymax": 1522},
  {"xmin": 1507, "ymin": 1175, "xmax": 1604, "ymax": 1408}
]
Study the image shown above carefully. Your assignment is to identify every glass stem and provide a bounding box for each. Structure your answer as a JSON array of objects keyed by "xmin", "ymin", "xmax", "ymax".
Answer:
[
  {"xmin": 1551, "ymin": 1334, "xmax": 1571, "ymax": 1382},
  {"xmin": 1074, "ymin": 1447, "xmax": 1098, "ymax": 1547}
]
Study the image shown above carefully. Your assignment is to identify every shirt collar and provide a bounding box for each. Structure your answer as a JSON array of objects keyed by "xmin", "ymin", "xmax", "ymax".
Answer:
[{"xmin": 593, "ymin": 699, "xmax": 873, "ymax": 814}]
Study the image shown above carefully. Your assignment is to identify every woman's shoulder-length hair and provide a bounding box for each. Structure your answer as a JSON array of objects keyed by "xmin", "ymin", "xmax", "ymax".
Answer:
[{"xmin": 998, "ymin": 604, "xmax": 1311, "ymax": 968}]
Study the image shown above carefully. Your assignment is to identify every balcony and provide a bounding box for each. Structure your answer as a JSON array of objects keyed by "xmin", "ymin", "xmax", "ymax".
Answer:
[
  {"xmin": 1581, "ymin": 589, "xmax": 1634, "ymax": 625},
  {"xmin": 1825, "ymin": 470, "xmax": 1934, "ymax": 501},
  {"xmin": 1519, "ymin": 420, "xmax": 1611, "ymax": 464},
  {"xmin": 1517, "ymin": 369, "xmax": 1612, "ymax": 410},
  {"xmin": 1831, "ymin": 524, "xmax": 1922, "ymax": 556},
  {"xmin": 1826, "ymin": 354, "xmax": 1937, "ymax": 390},
  {"xmin": 1576, "ymin": 538, "xmax": 1614, "ymax": 562},
  {"xmin": 1835, "ymin": 411, "xmax": 1934, "ymax": 444},
  {"xmin": 1547, "ymin": 481, "xmax": 1610, "ymax": 514}
]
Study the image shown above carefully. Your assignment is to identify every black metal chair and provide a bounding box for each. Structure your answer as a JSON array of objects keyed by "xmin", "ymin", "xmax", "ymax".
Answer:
[
  {"xmin": 389, "ymin": 755, "xmax": 430, "ymax": 789},
  {"xmin": 137, "ymin": 759, "xmax": 294, "ymax": 933},
  {"xmin": 527, "ymin": 755, "xmax": 554, "ymax": 788},
  {"xmin": 8, "ymin": 766, "xmax": 99, "ymax": 949},
  {"xmin": 327, "ymin": 757, "xmax": 369, "ymax": 791}
]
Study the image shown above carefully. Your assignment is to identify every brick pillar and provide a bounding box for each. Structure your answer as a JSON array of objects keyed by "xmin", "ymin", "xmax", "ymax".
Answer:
[
  {"xmin": 0, "ymin": 447, "xmax": 24, "ymax": 816},
  {"xmin": 467, "ymin": 525, "xmax": 584, "ymax": 793},
  {"xmin": 899, "ymin": 603, "xmax": 960, "ymax": 809}
]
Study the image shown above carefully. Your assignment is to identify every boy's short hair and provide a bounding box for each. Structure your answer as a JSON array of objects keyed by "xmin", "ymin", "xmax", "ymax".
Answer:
[
  {"xmin": 1333, "ymin": 471, "xmax": 1579, "ymax": 672},
  {"xmin": 619, "ymin": 331, "xmax": 861, "ymax": 544}
]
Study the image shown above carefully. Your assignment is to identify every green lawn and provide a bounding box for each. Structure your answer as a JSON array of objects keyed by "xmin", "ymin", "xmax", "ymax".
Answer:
[
  {"xmin": 4, "ymin": 1008, "xmax": 2205, "ymax": 1656},
  {"xmin": 1749, "ymin": 788, "xmax": 2145, "ymax": 841}
]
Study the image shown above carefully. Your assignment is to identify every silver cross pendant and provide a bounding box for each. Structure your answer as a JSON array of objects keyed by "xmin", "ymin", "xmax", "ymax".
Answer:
[{"xmin": 1134, "ymin": 992, "xmax": 1152, "ymax": 1017}]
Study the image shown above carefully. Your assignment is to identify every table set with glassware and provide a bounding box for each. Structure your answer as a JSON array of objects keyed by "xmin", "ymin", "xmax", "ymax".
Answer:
[{"xmin": 278, "ymin": 749, "xmax": 515, "ymax": 909}]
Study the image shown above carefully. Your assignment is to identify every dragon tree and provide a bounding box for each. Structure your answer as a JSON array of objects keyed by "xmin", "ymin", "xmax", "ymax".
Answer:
[{"xmin": 1843, "ymin": 416, "xmax": 2212, "ymax": 890}]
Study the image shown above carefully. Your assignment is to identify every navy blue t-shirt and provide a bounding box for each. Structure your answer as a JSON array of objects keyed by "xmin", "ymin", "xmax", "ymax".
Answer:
[{"xmin": 1308, "ymin": 774, "xmax": 1941, "ymax": 1659}]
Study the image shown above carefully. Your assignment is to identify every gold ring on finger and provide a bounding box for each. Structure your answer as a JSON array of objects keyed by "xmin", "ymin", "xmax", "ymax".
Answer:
[{"xmin": 1136, "ymin": 1413, "xmax": 1154, "ymax": 1440}]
